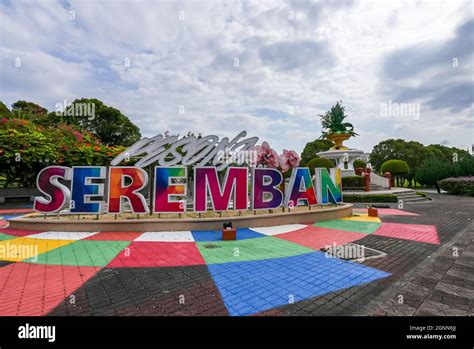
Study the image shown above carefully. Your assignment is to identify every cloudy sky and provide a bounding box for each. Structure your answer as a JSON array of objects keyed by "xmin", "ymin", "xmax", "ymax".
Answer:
[{"xmin": 1, "ymin": 0, "xmax": 472, "ymax": 154}]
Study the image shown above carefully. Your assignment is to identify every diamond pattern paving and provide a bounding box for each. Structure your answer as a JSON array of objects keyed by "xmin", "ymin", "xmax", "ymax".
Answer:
[
  {"xmin": 373, "ymin": 222, "xmax": 440, "ymax": 244},
  {"xmin": 0, "ymin": 262, "xmax": 100, "ymax": 316},
  {"xmin": 275, "ymin": 226, "xmax": 365, "ymax": 250},
  {"xmin": 24, "ymin": 240, "xmax": 130, "ymax": 266},
  {"xmin": 197, "ymin": 236, "xmax": 313, "ymax": 264},
  {"xmin": 313, "ymin": 219, "xmax": 381, "ymax": 234},
  {"xmin": 107, "ymin": 241, "xmax": 206, "ymax": 267},
  {"xmin": 0, "ymin": 204, "xmax": 460, "ymax": 317},
  {"xmin": 207, "ymin": 252, "xmax": 390, "ymax": 316},
  {"xmin": 48, "ymin": 266, "xmax": 228, "ymax": 316}
]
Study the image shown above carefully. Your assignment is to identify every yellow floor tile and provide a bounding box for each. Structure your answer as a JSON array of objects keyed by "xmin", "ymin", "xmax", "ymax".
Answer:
[
  {"xmin": 0, "ymin": 237, "xmax": 74, "ymax": 262},
  {"xmin": 339, "ymin": 214, "xmax": 381, "ymax": 223}
]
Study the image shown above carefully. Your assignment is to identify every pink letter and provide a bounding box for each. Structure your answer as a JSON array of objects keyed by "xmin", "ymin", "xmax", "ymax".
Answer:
[
  {"xmin": 194, "ymin": 167, "xmax": 248, "ymax": 212},
  {"xmin": 34, "ymin": 166, "xmax": 71, "ymax": 213}
]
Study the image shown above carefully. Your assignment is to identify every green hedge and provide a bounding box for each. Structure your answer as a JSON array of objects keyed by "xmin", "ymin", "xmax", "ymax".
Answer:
[
  {"xmin": 341, "ymin": 175, "xmax": 364, "ymax": 189},
  {"xmin": 343, "ymin": 194, "xmax": 398, "ymax": 203},
  {"xmin": 438, "ymin": 177, "xmax": 474, "ymax": 196}
]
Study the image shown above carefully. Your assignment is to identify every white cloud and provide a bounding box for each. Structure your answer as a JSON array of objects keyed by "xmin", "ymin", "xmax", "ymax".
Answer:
[{"xmin": 0, "ymin": 0, "xmax": 472, "ymax": 154}]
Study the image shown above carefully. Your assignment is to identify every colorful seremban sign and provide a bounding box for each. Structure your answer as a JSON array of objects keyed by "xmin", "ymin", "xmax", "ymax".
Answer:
[{"xmin": 33, "ymin": 131, "xmax": 343, "ymax": 214}]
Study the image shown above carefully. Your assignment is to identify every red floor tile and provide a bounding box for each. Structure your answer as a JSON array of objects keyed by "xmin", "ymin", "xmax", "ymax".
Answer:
[
  {"xmin": 374, "ymin": 222, "xmax": 440, "ymax": 244},
  {"xmin": 353, "ymin": 208, "xmax": 418, "ymax": 216},
  {"xmin": 275, "ymin": 226, "xmax": 366, "ymax": 250},
  {"xmin": 0, "ymin": 262, "xmax": 100, "ymax": 316},
  {"xmin": 84, "ymin": 231, "xmax": 143, "ymax": 241},
  {"xmin": 0, "ymin": 209, "xmax": 34, "ymax": 214},
  {"xmin": 0, "ymin": 228, "xmax": 44, "ymax": 237},
  {"xmin": 107, "ymin": 241, "xmax": 206, "ymax": 268}
]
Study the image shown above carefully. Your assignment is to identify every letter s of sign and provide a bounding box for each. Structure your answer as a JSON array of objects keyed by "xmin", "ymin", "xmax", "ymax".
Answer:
[{"xmin": 34, "ymin": 166, "xmax": 72, "ymax": 213}]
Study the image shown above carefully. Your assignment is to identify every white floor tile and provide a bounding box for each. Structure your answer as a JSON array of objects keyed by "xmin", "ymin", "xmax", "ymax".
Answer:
[
  {"xmin": 134, "ymin": 231, "xmax": 195, "ymax": 242},
  {"xmin": 249, "ymin": 224, "xmax": 307, "ymax": 236}
]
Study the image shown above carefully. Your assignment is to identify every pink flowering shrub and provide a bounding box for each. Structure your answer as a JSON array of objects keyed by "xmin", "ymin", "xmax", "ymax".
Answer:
[{"xmin": 255, "ymin": 141, "xmax": 300, "ymax": 173}]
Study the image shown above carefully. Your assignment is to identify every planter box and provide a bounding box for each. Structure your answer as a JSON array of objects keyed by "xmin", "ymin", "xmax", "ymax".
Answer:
[{"xmin": 222, "ymin": 228, "xmax": 237, "ymax": 241}]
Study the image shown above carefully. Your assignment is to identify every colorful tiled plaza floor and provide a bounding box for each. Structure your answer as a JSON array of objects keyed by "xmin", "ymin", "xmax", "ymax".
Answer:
[{"xmin": 0, "ymin": 207, "xmax": 452, "ymax": 316}]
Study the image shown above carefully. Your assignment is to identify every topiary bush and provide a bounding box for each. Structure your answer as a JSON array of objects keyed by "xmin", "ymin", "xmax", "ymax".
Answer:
[
  {"xmin": 381, "ymin": 159, "xmax": 409, "ymax": 186},
  {"xmin": 353, "ymin": 159, "xmax": 366, "ymax": 169},
  {"xmin": 307, "ymin": 157, "xmax": 335, "ymax": 172},
  {"xmin": 438, "ymin": 177, "xmax": 474, "ymax": 196},
  {"xmin": 341, "ymin": 175, "xmax": 364, "ymax": 189}
]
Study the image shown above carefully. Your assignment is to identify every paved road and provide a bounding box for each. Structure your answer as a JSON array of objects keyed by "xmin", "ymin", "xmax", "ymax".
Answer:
[{"xmin": 0, "ymin": 194, "xmax": 472, "ymax": 316}]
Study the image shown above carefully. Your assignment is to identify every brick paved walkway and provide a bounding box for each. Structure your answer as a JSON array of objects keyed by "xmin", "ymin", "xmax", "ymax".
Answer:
[{"xmin": 0, "ymin": 194, "xmax": 472, "ymax": 316}]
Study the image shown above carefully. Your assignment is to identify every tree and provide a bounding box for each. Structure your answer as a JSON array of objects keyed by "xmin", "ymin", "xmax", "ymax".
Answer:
[
  {"xmin": 381, "ymin": 159, "xmax": 409, "ymax": 187},
  {"xmin": 300, "ymin": 139, "xmax": 334, "ymax": 165},
  {"xmin": 11, "ymin": 100, "xmax": 48, "ymax": 121},
  {"xmin": 61, "ymin": 98, "xmax": 141, "ymax": 146},
  {"xmin": 0, "ymin": 101, "xmax": 13, "ymax": 117},
  {"xmin": 425, "ymin": 144, "xmax": 471, "ymax": 163},
  {"xmin": 307, "ymin": 157, "xmax": 334, "ymax": 173},
  {"xmin": 370, "ymin": 139, "xmax": 427, "ymax": 187},
  {"xmin": 0, "ymin": 118, "xmax": 124, "ymax": 188},
  {"xmin": 319, "ymin": 101, "xmax": 358, "ymax": 139},
  {"xmin": 453, "ymin": 155, "xmax": 474, "ymax": 177},
  {"xmin": 416, "ymin": 157, "xmax": 453, "ymax": 193}
]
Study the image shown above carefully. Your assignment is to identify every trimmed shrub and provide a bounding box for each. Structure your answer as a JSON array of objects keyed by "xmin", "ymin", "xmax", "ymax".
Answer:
[
  {"xmin": 307, "ymin": 157, "xmax": 334, "ymax": 172},
  {"xmin": 342, "ymin": 175, "xmax": 364, "ymax": 189},
  {"xmin": 438, "ymin": 177, "xmax": 474, "ymax": 196},
  {"xmin": 343, "ymin": 194, "xmax": 398, "ymax": 203},
  {"xmin": 381, "ymin": 159, "xmax": 409, "ymax": 186},
  {"xmin": 353, "ymin": 159, "xmax": 366, "ymax": 169},
  {"xmin": 381, "ymin": 159, "xmax": 409, "ymax": 174}
]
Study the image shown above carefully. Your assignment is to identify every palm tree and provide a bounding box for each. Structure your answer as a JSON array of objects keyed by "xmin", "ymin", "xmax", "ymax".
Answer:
[{"xmin": 319, "ymin": 101, "xmax": 358, "ymax": 139}]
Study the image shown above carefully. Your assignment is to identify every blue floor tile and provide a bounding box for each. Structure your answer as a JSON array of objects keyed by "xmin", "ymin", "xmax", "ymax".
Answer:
[
  {"xmin": 207, "ymin": 251, "xmax": 390, "ymax": 316},
  {"xmin": 192, "ymin": 228, "xmax": 265, "ymax": 242}
]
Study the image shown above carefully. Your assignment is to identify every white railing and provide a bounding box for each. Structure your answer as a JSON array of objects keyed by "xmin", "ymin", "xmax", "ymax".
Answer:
[{"xmin": 370, "ymin": 172, "xmax": 390, "ymax": 188}]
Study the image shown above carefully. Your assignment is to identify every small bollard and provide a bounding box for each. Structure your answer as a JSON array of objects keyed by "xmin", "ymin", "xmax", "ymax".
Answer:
[
  {"xmin": 222, "ymin": 222, "xmax": 236, "ymax": 241},
  {"xmin": 368, "ymin": 206, "xmax": 378, "ymax": 217}
]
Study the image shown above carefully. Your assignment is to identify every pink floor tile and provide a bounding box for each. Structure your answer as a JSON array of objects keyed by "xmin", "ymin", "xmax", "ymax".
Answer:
[
  {"xmin": 374, "ymin": 222, "xmax": 440, "ymax": 244},
  {"xmin": 275, "ymin": 226, "xmax": 366, "ymax": 250},
  {"xmin": 353, "ymin": 208, "xmax": 418, "ymax": 216}
]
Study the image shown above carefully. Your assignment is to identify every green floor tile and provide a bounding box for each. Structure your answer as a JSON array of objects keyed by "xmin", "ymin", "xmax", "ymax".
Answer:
[
  {"xmin": 0, "ymin": 233, "xmax": 17, "ymax": 241},
  {"xmin": 313, "ymin": 219, "xmax": 381, "ymax": 234},
  {"xmin": 24, "ymin": 240, "xmax": 130, "ymax": 266},
  {"xmin": 196, "ymin": 236, "xmax": 313, "ymax": 264}
]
